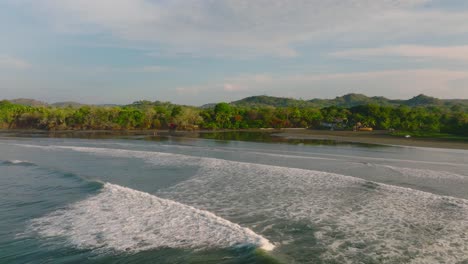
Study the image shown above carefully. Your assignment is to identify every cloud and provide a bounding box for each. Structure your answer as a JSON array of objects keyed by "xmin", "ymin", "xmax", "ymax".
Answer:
[
  {"xmin": 218, "ymin": 69, "xmax": 468, "ymax": 99},
  {"xmin": 0, "ymin": 55, "xmax": 31, "ymax": 69},
  {"xmin": 160, "ymin": 69, "xmax": 468, "ymax": 104},
  {"xmin": 5, "ymin": 0, "xmax": 468, "ymax": 104},
  {"xmin": 325, "ymin": 10, "xmax": 468, "ymax": 44},
  {"xmin": 165, "ymin": 69, "xmax": 468, "ymax": 104},
  {"xmin": 223, "ymin": 83, "xmax": 247, "ymax": 92},
  {"xmin": 26, "ymin": 0, "xmax": 450, "ymax": 58},
  {"xmin": 331, "ymin": 45, "xmax": 468, "ymax": 62}
]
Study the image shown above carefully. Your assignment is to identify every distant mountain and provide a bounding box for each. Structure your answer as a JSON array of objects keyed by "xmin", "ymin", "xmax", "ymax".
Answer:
[
  {"xmin": 10, "ymin": 98, "xmax": 48, "ymax": 107},
  {"xmin": 399, "ymin": 94, "xmax": 468, "ymax": 108},
  {"xmin": 200, "ymin": 103, "xmax": 217, "ymax": 109},
  {"xmin": 6, "ymin": 94, "xmax": 468, "ymax": 110},
  {"xmin": 230, "ymin": 93, "xmax": 398, "ymax": 108},
  {"xmin": 231, "ymin": 95, "xmax": 311, "ymax": 108},
  {"xmin": 97, "ymin": 104, "xmax": 121, "ymax": 107},
  {"xmin": 309, "ymin": 93, "xmax": 404, "ymax": 108},
  {"xmin": 6, "ymin": 98, "xmax": 118, "ymax": 108},
  {"xmin": 51, "ymin": 101, "xmax": 85, "ymax": 108},
  {"xmin": 230, "ymin": 93, "xmax": 468, "ymax": 108},
  {"xmin": 405, "ymin": 94, "xmax": 441, "ymax": 106}
]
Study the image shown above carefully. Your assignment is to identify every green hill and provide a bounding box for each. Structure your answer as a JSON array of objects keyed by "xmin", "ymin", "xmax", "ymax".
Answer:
[
  {"xmin": 405, "ymin": 94, "xmax": 441, "ymax": 106},
  {"xmin": 230, "ymin": 93, "xmax": 468, "ymax": 109},
  {"xmin": 7, "ymin": 94, "xmax": 468, "ymax": 110},
  {"xmin": 309, "ymin": 93, "xmax": 402, "ymax": 108},
  {"xmin": 51, "ymin": 101, "xmax": 85, "ymax": 108},
  {"xmin": 231, "ymin": 95, "xmax": 311, "ymax": 107}
]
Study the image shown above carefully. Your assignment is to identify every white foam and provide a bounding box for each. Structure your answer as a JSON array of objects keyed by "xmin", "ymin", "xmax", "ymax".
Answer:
[
  {"xmin": 55, "ymin": 146, "xmax": 200, "ymax": 167},
  {"xmin": 248, "ymin": 151, "xmax": 338, "ymax": 161},
  {"xmin": 159, "ymin": 158, "xmax": 468, "ymax": 263},
  {"xmin": 9, "ymin": 143, "xmax": 58, "ymax": 150},
  {"xmin": 8, "ymin": 160, "xmax": 27, "ymax": 164},
  {"xmin": 383, "ymin": 165, "xmax": 468, "ymax": 181},
  {"xmin": 15, "ymin": 143, "xmax": 468, "ymax": 262},
  {"xmin": 157, "ymin": 143, "xmax": 468, "ymax": 167},
  {"xmin": 12, "ymin": 142, "xmax": 468, "ymax": 167},
  {"xmin": 2, "ymin": 159, "xmax": 36, "ymax": 166},
  {"xmin": 384, "ymin": 144, "xmax": 468, "ymax": 154},
  {"xmin": 28, "ymin": 183, "xmax": 274, "ymax": 253}
]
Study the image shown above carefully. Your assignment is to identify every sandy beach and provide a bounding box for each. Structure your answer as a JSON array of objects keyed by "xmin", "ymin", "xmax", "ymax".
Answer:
[
  {"xmin": 1, "ymin": 128, "xmax": 467, "ymax": 150},
  {"xmin": 274, "ymin": 129, "xmax": 468, "ymax": 150}
]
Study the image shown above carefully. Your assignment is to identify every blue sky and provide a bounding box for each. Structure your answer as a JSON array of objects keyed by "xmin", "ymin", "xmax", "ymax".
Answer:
[{"xmin": 1, "ymin": 0, "xmax": 468, "ymax": 105}]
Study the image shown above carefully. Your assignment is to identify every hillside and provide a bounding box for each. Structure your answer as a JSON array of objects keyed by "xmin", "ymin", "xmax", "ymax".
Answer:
[
  {"xmin": 8, "ymin": 98, "xmax": 97, "ymax": 108},
  {"xmin": 9, "ymin": 98, "xmax": 48, "ymax": 107},
  {"xmin": 51, "ymin": 101, "xmax": 85, "ymax": 108},
  {"xmin": 230, "ymin": 93, "xmax": 468, "ymax": 109},
  {"xmin": 7, "ymin": 94, "xmax": 468, "ymax": 110},
  {"xmin": 230, "ymin": 95, "xmax": 312, "ymax": 108},
  {"xmin": 308, "ymin": 94, "xmax": 403, "ymax": 108}
]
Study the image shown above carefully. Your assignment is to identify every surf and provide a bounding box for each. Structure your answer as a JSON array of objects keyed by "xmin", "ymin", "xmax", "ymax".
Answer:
[
  {"xmin": 13, "ymin": 142, "xmax": 468, "ymax": 262},
  {"xmin": 1, "ymin": 160, "xmax": 36, "ymax": 166},
  {"xmin": 161, "ymin": 157, "xmax": 468, "ymax": 263},
  {"xmin": 27, "ymin": 183, "xmax": 275, "ymax": 253}
]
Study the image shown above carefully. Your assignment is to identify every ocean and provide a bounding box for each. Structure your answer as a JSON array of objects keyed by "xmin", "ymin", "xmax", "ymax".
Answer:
[{"xmin": 1, "ymin": 132, "xmax": 467, "ymax": 263}]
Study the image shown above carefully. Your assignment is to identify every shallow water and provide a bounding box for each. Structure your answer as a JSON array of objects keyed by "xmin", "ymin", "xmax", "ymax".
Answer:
[{"xmin": 0, "ymin": 132, "xmax": 467, "ymax": 263}]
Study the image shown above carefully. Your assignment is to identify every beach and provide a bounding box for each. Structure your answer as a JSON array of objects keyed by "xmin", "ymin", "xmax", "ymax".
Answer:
[
  {"xmin": 274, "ymin": 129, "xmax": 468, "ymax": 150},
  {"xmin": 1, "ymin": 128, "xmax": 467, "ymax": 150}
]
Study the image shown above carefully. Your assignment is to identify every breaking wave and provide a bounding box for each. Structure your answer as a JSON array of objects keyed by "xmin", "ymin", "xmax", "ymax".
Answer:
[
  {"xmin": 162, "ymin": 158, "xmax": 468, "ymax": 263},
  {"xmin": 28, "ymin": 183, "xmax": 274, "ymax": 253},
  {"xmin": 16, "ymin": 144, "xmax": 468, "ymax": 262},
  {"xmin": 1, "ymin": 160, "xmax": 36, "ymax": 166},
  {"xmin": 383, "ymin": 165, "xmax": 467, "ymax": 181}
]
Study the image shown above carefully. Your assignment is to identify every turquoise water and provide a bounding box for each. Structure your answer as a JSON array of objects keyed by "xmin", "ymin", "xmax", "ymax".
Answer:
[{"xmin": 1, "ymin": 132, "xmax": 468, "ymax": 263}]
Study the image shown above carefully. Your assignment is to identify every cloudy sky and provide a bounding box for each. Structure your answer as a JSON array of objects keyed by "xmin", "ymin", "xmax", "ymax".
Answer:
[{"xmin": 1, "ymin": 0, "xmax": 468, "ymax": 105}]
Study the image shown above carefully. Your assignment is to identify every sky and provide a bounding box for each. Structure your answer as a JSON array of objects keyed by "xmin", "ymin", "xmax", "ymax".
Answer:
[{"xmin": 1, "ymin": 0, "xmax": 468, "ymax": 105}]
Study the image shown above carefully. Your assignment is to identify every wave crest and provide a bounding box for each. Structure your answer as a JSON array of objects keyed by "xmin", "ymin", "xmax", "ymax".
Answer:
[
  {"xmin": 1, "ymin": 160, "xmax": 36, "ymax": 166},
  {"xmin": 28, "ymin": 183, "xmax": 274, "ymax": 253}
]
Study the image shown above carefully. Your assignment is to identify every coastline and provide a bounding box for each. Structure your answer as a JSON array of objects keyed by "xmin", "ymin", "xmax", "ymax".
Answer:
[
  {"xmin": 1, "ymin": 128, "xmax": 467, "ymax": 150},
  {"xmin": 275, "ymin": 129, "xmax": 468, "ymax": 150}
]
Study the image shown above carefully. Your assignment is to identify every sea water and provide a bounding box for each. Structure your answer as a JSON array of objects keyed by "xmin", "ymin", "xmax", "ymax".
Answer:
[{"xmin": 0, "ymin": 132, "xmax": 467, "ymax": 263}]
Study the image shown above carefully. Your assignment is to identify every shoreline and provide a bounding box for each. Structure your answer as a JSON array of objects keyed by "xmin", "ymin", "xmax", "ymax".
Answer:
[
  {"xmin": 1, "ymin": 128, "xmax": 467, "ymax": 150},
  {"xmin": 275, "ymin": 129, "xmax": 468, "ymax": 150}
]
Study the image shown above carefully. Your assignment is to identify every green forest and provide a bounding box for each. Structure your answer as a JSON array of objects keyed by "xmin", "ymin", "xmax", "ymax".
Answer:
[{"xmin": 1, "ymin": 95, "xmax": 467, "ymax": 137}]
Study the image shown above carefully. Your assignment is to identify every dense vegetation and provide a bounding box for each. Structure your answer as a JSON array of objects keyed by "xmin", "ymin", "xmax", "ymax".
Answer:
[
  {"xmin": 1, "ymin": 95, "xmax": 467, "ymax": 136},
  {"xmin": 230, "ymin": 94, "xmax": 468, "ymax": 109}
]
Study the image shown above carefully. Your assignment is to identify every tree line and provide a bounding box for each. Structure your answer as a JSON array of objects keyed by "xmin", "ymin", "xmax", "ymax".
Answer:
[{"xmin": 0, "ymin": 100, "xmax": 466, "ymax": 136}]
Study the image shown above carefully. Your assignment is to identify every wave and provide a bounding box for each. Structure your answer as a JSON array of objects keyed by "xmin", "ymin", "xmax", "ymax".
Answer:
[
  {"xmin": 14, "ymin": 143, "xmax": 468, "ymax": 262},
  {"xmin": 382, "ymin": 165, "xmax": 467, "ymax": 181},
  {"xmin": 28, "ymin": 183, "xmax": 274, "ymax": 253},
  {"xmin": 161, "ymin": 158, "xmax": 468, "ymax": 263},
  {"xmin": 66, "ymin": 145, "xmax": 339, "ymax": 163},
  {"xmin": 148, "ymin": 143, "xmax": 468, "ymax": 167},
  {"xmin": 13, "ymin": 141, "xmax": 468, "ymax": 167},
  {"xmin": 1, "ymin": 160, "xmax": 36, "ymax": 166},
  {"xmin": 33, "ymin": 144, "xmax": 468, "ymax": 183}
]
